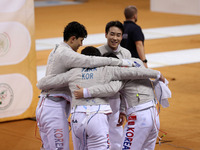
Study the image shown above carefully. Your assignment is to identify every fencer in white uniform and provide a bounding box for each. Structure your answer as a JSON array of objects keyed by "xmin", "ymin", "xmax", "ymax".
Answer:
[
  {"xmin": 35, "ymin": 22, "xmax": 133, "ymax": 150},
  {"xmin": 98, "ymin": 20, "xmax": 132, "ymax": 150},
  {"xmin": 37, "ymin": 46, "xmax": 162, "ymax": 150},
  {"xmin": 76, "ymin": 57, "xmax": 167, "ymax": 150}
]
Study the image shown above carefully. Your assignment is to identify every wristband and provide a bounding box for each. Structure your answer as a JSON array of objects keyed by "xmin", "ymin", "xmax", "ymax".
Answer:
[
  {"xmin": 142, "ymin": 59, "xmax": 148, "ymax": 63},
  {"xmin": 83, "ymin": 88, "xmax": 91, "ymax": 98}
]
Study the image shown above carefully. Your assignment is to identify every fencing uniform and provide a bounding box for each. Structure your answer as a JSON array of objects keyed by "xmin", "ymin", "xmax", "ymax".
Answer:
[
  {"xmin": 36, "ymin": 94, "xmax": 71, "ymax": 150},
  {"xmin": 35, "ymin": 42, "xmax": 130, "ymax": 150},
  {"xmin": 85, "ymin": 58, "xmax": 162, "ymax": 150},
  {"xmin": 37, "ymin": 64, "xmax": 160, "ymax": 150},
  {"xmin": 98, "ymin": 44, "xmax": 131, "ymax": 59},
  {"xmin": 98, "ymin": 44, "xmax": 131, "ymax": 150}
]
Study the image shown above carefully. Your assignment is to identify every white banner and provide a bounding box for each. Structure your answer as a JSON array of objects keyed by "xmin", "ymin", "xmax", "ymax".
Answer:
[{"xmin": 0, "ymin": 0, "xmax": 38, "ymax": 122}]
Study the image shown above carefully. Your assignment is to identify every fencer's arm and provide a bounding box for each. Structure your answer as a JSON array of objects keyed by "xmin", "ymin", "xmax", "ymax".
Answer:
[
  {"xmin": 36, "ymin": 71, "xmax": 71, "ymax": 90},
  {"xmin": 108, "ymin": 66, "xmax": 161, "ymax": 81},
  {"xmin": 73, "ymin": 81, "xmax": 123, "ymax": 99},
  {"xmin": 73, "ymin": 67, "xmax": 165, "ymax": 99},
  {"xmin": 117, "ymin": 95, "xmax": 127, "ymax": 126},
  {"xmin": 105, "ymin": 57, "xmax": 163, "ymax": 81},
  {"xmin": 62, "ymin": 50, "xmax": 133, "ymax": 68},
  {"xmin": 119, "ymin": 94, "xmax": 126, "ymax": 114}
]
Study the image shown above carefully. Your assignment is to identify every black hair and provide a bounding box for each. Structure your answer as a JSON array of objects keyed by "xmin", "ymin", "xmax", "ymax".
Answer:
[
  {"xmin": 81, "ymin": 46, "xmax": 101, "ymax": 56},
  {"xmin": 105, "ymin": 21, "xmax": 124, "ymax": 34},
  {"xmin": 103, "ymin": 52, "xmax": 119, "ymax": 59},
  {"xmin": 63, "ymin": 21, "xmax": 87, "ymax": 41}
]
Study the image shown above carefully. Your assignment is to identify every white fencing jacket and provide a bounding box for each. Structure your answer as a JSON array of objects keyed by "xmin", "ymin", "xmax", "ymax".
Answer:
[
  {"xmin": 85, "ymin": 58, "xmax": 164, "ymax": 113},
  {"xmin": 41, "ymin": 42, "xmax": 130, "ymax": 97},
  {"xmin": 37, "ymin": 65, "xmax": 160, "ymax": 108}
]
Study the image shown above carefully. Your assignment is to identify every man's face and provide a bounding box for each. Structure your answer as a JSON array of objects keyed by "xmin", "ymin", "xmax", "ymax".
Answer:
[
  {"xmin": 71, "ymin": 37, "xmax": 84, "ymax": 52},
  {"xmin": 105, "ymin": 26, "xmax": 123, "ymax": 50}
]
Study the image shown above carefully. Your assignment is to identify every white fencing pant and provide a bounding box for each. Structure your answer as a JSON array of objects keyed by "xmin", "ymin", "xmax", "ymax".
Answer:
[
  {"xmin": 108, "ymin": 98, "xmax": 123, "ymax": 150},
  {"xmin": 71, "ymin": 112, "xmax": 110, "ymax": 150},
  {"xmin": 108, "ymin": 111, "xmax": 123, "ymax": 150},
  {"xmin": 36, "ymin": 97, "xmax": 70, "ymax": 150},
  {"xmin": 121, "ymin": 107, "xmax": 160, "ymax": 150}
]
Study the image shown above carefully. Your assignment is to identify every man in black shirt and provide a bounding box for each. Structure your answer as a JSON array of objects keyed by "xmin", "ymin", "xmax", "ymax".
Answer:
[{"xmin": 121, "ymin": 5, "xmax": 148, "ymax": 68}]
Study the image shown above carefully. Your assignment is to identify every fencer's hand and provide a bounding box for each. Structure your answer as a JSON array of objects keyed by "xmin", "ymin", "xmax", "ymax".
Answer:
[
  {"xmin": 73, "ymin": 85, "xmax": 84, "ymax": 99},
  {"xmin": 143, "ymin": 62, "xmax": 148, "ymax": 68},
  {"xmin": 159, "ymin": 74, "xmax": 165, "ymax": 83},
  {"xmin": 117, "ymin": 112, "xmax": 126, "ymax": 126}
]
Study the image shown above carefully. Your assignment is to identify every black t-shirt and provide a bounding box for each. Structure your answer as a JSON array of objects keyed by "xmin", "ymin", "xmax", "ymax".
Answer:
[{"xmin": 121, "ymin": 21, "xmax": 144, "ymax": 58}]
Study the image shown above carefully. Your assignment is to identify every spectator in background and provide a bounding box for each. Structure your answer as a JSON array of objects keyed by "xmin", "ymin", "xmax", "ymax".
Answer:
[{"xmin": 121, "ymin": 5, "xmax": 148, "ymax": 68}]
